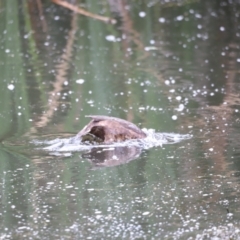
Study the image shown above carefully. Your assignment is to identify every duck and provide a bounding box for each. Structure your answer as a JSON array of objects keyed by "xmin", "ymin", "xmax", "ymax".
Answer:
[{"xmin": 77, "ymin": 115, "xmax": 146, "ymax": 144}]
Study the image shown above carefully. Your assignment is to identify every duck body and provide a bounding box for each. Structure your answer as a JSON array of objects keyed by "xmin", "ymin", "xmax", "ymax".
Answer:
[{"xmin": 77, "ymin": 115, "xmax": 146, "ymax": 144}]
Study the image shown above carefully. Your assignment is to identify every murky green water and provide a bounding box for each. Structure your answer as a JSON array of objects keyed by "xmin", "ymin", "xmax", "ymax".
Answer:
[{"xmin": 1, "ymin": 0, "xmax": 240, "ymax": 239}]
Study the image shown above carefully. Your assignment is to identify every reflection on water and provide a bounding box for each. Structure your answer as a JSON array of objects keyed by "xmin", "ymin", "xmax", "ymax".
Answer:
[
  {"xmin": 82, "ymin": 146, "xmax": 142, "ymax": 168},
  {"xmin": 1, "ymin": 0, "xmax": 240, "ymax": 239}
]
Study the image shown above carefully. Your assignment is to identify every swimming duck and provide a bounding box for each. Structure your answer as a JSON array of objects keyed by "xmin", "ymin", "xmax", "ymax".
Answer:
[{"xmin": 77, "ymin": 115, "xmax": 146, "ymax": 143}]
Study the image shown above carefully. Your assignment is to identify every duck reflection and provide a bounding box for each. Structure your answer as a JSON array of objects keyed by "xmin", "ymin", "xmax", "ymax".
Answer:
[{"xmin": 82, "ymin": 146, "xmax": 141, "ymax": 168}]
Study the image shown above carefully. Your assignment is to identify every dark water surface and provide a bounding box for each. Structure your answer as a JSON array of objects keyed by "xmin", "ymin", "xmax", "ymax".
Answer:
[{"xmin": 1, "ymin": 0, "xmax": 240, "ymax": 239}]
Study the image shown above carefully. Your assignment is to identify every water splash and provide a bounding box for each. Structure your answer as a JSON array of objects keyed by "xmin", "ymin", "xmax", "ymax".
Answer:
[{"xmin": 38, "ymin": 129, "xmax": 192, "ymax": 152}]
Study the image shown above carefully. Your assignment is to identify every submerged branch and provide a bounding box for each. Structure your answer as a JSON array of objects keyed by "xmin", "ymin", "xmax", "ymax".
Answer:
[{"xmin": 52, "ymin": 0, "xmax": 116, "ymax": 24}]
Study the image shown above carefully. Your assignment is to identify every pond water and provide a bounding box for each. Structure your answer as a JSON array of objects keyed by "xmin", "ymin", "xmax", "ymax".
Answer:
[{"xmin": 1, "ymin": 0, "xmax": 240, "ymax": 239}]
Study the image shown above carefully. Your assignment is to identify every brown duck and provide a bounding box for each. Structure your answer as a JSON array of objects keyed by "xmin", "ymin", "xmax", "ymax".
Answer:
[{"xmin": 77, "ymin": 115, "xmax": 146, "ymax": 143}]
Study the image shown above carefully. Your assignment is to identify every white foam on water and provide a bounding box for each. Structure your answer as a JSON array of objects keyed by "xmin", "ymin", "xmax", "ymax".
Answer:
[{"xmin": 37, "ymin": 129, "xmax": 192, "ymax": 153}]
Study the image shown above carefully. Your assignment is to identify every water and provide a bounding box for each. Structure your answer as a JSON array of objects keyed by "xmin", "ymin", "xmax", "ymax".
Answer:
[{"xmin": 1, "ymin": 0, "xmax": 240, "ymax": 239}]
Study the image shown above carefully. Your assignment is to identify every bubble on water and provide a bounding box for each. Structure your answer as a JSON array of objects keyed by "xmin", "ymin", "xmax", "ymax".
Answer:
[
  {"xmin": 176, "ymin": 104, "xmax": 184, "ymax": 111},
  {"xmin": 76, "ymin": 79, "xmax": 84, "ymax": 84},
  {"xmin": 47, "ymin": 182, "xmax": 54, "ymax": 185},
  {"xmin": 8, "ymin": 84, "xmax": 14, "ymax": 90},
  {"xmin": 195, "ymin": 13, "xmax": 202, "ymax": 18},
  {"xmin": 18, "ymin": 226, "xmax": 29, "ymax": 230},
  {"xmin": 176, "ymin": 96, "xmax": 182, "ymax": 101},
  {"xmin": 176, "ymin": 15, "xmax": 184, "ymax": 21},
  {"xmin": 111, "ymin": 155, "xmax": 118, "ymax": 160},
  {"xmin": 142, "ymin": 212, "xmax": 150, "ymax": 216},
  {"xmin": 165, "ymin": 80, "xmax": 170, "ymax": 85},
  {"xmin": 87, "ymin": 100, "xmax": 94, "ymax": 104},
  {"xmin": 144, "ymin": 46, "xmax": 158, "ymax": 51},
  {"xmin": 139, "ymin": 11, "xmax": 146, "ymax": 17},
  {"xmin": 159, "ymin": 17, "xmax": 165, "ymax": 23},
  {"xmin": 172, "ymin": 115, "xmax": 177, "ymax": 120},
  {"xmin": 220, "ymin": 26, "xmax": 225, "ymax": 31},
  {"xmin": 105, "ymin": 35, "xmax": 116, "ymax": 42}
]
